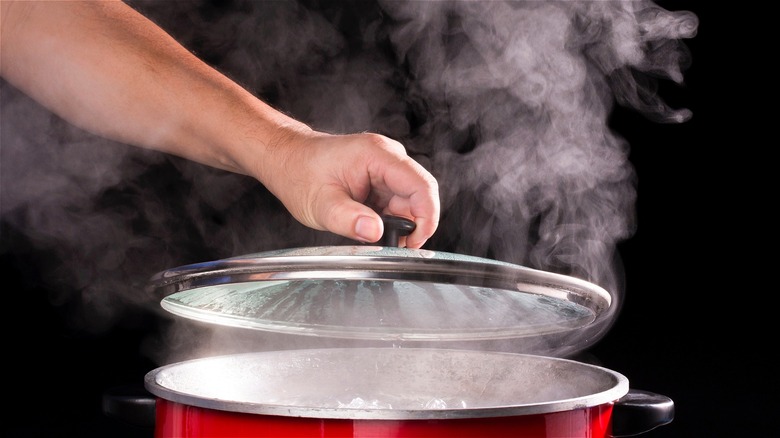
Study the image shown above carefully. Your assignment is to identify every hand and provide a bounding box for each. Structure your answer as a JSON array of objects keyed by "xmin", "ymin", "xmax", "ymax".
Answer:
[
  {"xmin": 255, "ymin": 129, "xmax": 440, "ymax": 249},
  {"xmin": 0, "ymin": 0, "xmax": 440, "ymax": 247}
]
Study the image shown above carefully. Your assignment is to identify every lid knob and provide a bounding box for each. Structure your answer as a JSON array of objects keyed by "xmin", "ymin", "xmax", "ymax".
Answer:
[{"xmin": 380, "ymin": 215, "xmax": 416, "ymax": 247}]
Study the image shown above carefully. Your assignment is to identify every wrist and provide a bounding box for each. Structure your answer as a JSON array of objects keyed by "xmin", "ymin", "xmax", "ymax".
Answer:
[{"xmin": 248, "ymin": 118, "xmax": 317, "ymax": 190}]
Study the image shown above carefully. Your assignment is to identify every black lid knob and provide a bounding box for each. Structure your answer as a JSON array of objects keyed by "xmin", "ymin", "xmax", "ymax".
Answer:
[{"xmin": 380, "ymin": 215, "xmax": 416, "ymax": 247}]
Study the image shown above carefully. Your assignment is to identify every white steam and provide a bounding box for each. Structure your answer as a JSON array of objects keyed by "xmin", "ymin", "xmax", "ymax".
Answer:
[{"xmin": 0, "ymin": 0, "xmax": 696, "ymax": 360}]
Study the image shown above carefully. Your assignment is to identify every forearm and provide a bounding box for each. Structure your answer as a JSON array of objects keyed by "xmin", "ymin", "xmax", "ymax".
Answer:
[{"xmin": 0, "ymin": 0, "xmax": 308, "ymax": 176}]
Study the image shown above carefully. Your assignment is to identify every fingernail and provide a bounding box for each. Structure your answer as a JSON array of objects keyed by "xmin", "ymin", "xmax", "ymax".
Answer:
[{"xmin": 355, "ymin": 216, "xmax": 380, "ymax": 243}]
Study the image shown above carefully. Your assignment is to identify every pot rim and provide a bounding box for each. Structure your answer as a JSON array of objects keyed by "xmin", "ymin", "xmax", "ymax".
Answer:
[{"xmin": 144, "ymin": 347, "xmax": 629, "ymax": 420}]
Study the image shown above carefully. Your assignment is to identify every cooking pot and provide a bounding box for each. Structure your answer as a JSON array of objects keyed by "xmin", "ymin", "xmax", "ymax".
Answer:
[
  {"xmin": 119, "ymin": 216, "xmax": 673, "ymax": 437},
  {"xmin": 138, "ymin": 347, "xmax": 673, "ymax": 438}
]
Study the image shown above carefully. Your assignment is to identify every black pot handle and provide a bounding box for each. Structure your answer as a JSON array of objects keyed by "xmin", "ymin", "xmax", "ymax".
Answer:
[
  {"xmin": 380, "ymin": 215, "xmax": 416, "ymax": 247},
  {"xmin": 610, "ymin": 389, "xmax": 675, "ymax": 437},
  {"xmin": 102, "ymin": 384, "xmax": 156, "ymax": 430}
]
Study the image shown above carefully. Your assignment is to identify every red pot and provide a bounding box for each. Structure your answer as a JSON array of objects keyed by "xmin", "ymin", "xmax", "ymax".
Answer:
[
  {"xmin": 155, "ymin": 399, "xmax": 613, "ymax": 437},
  {"xmin": 144, "ymin": 348, "xmax": 673, "ymax": 438}
]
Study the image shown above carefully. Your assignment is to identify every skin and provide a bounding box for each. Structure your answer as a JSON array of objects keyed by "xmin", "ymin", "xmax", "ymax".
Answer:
[{"xmin": 0, "ymin": 0, "xmax": 440, "ymax": 248}]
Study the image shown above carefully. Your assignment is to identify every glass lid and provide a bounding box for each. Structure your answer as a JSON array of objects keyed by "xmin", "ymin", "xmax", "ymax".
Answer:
[{"xmin": 147, "ymin": 245, "xmax": 612, "ymax": 342}]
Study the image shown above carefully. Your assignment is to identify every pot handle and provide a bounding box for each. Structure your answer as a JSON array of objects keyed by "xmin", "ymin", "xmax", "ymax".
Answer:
[
  {"xmin": 610, "ymin": 389, "xmax": 674, "ymax": 437},
  {"xmin": 380, "ymin": 215, "xmax": 416, "ymax": 247},
  {"xmin": 101, "ymin": 384, "xmax": 156, "ymax": 430}
]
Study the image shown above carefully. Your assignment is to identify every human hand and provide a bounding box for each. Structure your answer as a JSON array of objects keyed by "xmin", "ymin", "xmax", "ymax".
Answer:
[
  {"xmin": 0, "ymin": 1, "xmax": 440, "ymax": 248},
  {"xmin": 254, "ymin": 130, "xmax": 440, "ymax": 249}
]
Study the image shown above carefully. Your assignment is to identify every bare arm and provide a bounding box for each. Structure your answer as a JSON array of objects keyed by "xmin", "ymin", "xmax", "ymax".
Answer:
[
  {"xmin": 0, "ymin": 0, "xmax": 439, "ymax": 247},
  {"xmin": 0, "ymin": 0, "xmax": 299, "ymax": 175}
]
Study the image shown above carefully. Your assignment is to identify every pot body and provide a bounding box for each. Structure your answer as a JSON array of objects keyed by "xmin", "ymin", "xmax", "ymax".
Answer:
[{"xmin": 155, "ymin": 398, "xmax": 614, "ymax": 437}]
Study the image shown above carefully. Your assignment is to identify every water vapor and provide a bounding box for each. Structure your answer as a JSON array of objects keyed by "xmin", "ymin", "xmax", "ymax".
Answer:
[{"xmin": 0, "ymin": 0, "xmax": 697, "ymax": 361}]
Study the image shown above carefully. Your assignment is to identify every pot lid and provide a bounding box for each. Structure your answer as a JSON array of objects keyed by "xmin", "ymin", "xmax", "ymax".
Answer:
[{"xmin": 147, "ymin": 217, "xmax": 611, "ymax": 342}]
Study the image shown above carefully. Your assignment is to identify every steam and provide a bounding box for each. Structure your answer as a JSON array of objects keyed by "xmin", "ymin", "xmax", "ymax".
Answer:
[{"xmin": 0, "ymin": 1, "xmax": 696, "ymax": 361}]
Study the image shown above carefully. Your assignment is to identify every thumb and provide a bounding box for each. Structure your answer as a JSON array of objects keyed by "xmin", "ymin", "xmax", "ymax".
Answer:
[
  {"xmin": 316, "ymin": 190, "xmax": 384, "ymax": 243},
  {"xmin": 352, "ymin": 213, "xmax": 385, "ymax": 244}
]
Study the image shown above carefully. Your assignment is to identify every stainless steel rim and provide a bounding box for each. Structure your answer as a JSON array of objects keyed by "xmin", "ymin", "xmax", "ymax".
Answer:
[{"xmin": 144, "ymin": 348, "xmax": 629, "ymax": 420}]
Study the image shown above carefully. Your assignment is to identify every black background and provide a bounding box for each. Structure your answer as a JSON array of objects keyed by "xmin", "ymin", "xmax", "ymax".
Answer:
[{"xmin": 1, "ymin": 2, "xmax": 769, "ymax": 437}]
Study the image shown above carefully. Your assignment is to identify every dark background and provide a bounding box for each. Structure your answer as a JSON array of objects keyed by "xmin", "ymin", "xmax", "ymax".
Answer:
[{"xmin": 1, "ymin": 2, "xmax": 767, "ymax": 437}]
